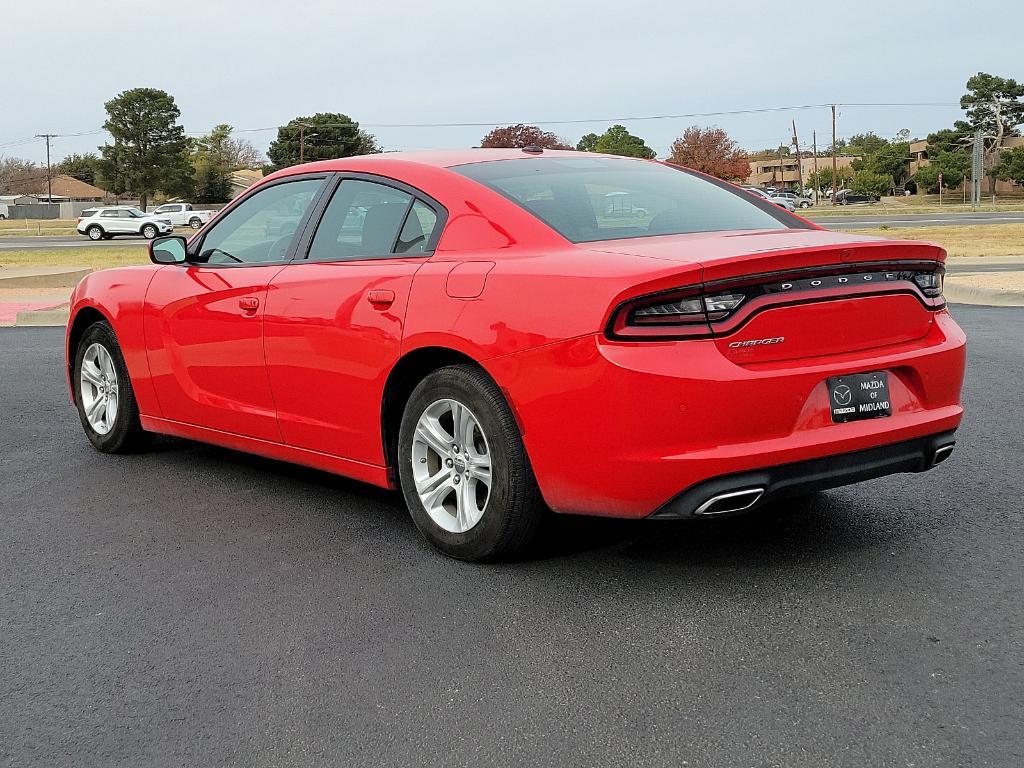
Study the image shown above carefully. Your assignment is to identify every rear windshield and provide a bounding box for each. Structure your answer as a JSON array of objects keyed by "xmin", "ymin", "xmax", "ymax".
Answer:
[{"xmin": 453, "ymin": 156, "xmax": 793, "ymax": 243}]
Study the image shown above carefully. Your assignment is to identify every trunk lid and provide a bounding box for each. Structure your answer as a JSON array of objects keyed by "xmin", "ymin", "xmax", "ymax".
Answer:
[{"xmin": 591, "ymin": 229, "xmax": 945, "ymax": 364}]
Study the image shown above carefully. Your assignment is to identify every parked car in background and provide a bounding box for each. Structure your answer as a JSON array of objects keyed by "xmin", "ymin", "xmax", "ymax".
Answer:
[
  {"xmin": 65, "ymin": 149, "xmax": 963, "ymax": 561},
  {"xmin": 76, "ymin": 207, "xmax": 174, "ymax": 240},
  {"xmin": 0, "ymin": 203, "xmax": 10, "ymax": 220},
  {"xmin": 774, "ymin": 191, "xmax": 814, "ymax": 209},
  {"xmin": 743, "ymin": 187, "xmax": 797, "ymax": 212},
  {"xmin": 836, "ymin": 190, "xmax": 880, "ymax": 205},
  {"xmin": 151, "ymin": 203, "xmax": 217, "ymax": 229}
]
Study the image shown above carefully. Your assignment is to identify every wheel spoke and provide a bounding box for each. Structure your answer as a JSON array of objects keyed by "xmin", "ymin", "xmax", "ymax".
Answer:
[
  {"xmin": 420, "ymin": 473, "xmax": 455, "ymax": 511},
  {"xmin": 81, "ymin": 361, "xmax": 102, "ymax": 387},
  {"xmin": 455, "ymin": 480, "xmax": 475, "ymax": 530},
  {"xmin": 469, "ymin": 463, "xmax": 491, "ymax": 486},
  {"xmin": 105, "ymin": 395, "xmax": 117, "ymax": 428},
  {"xmin": 85, "ymin": 395, "xmax": 105, "ymax": 421},
  {"xmin": 415, "ymin": 418, "xmax": 451, "ymax": 458}
]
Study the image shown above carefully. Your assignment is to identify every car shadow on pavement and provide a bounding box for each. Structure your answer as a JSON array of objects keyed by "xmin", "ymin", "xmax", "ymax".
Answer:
[
  {"xmin": 141, "ymin": 436, "xmax": 921, "ymax": 568},
  {"xmin": 530, "ymin": 490, "xmax": 918, "ymax": 567}
]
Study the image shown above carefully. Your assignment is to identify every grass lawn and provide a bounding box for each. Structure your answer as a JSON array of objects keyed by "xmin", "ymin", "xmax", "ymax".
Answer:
[
  {"xmin": 0, "ymin": 219, "xmax": 79, "ymax": 237},
  {"xmin": 0, "ymin": 247, "xmax": 149, "ymax": 271},
  {"xmin": 838, "ymin": 224, "xmax": 1024, "ymax": 258}
]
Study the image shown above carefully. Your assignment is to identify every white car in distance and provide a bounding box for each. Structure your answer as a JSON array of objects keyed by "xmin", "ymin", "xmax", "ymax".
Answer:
[{"xmin": 76, "ymin": 207, "xmax": 174, "ymax": 241}]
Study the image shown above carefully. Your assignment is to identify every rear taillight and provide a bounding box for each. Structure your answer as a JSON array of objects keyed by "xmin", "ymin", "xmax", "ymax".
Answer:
[{"xmin": 608, "ymin": 263, "xmax": 945, "ymax": 340}]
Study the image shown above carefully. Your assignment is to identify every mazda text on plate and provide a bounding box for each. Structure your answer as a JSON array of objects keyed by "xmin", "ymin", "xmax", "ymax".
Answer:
[{"xmin": 66, "ymin": 149, "xmax": 965, "ymax": 561}]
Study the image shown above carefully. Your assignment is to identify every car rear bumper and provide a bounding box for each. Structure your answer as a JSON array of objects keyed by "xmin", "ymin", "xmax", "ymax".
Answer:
[
  {"xmin": 650, "ymin": 430, "xmax": 956, "ymax": 518},
  {"xmin": 485, "ymin": 310, "xmax": 966, "ymax": 519}
]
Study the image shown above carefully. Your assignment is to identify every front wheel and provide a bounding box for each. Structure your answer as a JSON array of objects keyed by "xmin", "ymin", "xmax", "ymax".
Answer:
[
  {"xmin": 74, "ymin": 321, "xmax": 151, "ymax": 453},
  {"xmin": 86, "ymin": 225, "xmax": 103, "ymax": 240},
  {"xmin": 397, "ymin": 365, "xmax": 546, "ymax": 561},
  {"xmin": 799, "ymin": 201, "xmax": 811, "ymax": 208},
  {"xmin": 141, "ymin": 224, "xmax": 158, "ymax": 239}
]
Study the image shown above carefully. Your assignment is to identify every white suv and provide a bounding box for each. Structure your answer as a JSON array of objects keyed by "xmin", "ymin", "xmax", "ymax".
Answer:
[{"xmin": 76, "ymin": 206, "xmax": 174, "ymax": 241}]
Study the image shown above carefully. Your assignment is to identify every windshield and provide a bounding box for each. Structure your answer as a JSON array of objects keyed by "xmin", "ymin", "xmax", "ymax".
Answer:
[{"xmin": 453, "ymin": 157, "xmax": 794, "ymax": 243}]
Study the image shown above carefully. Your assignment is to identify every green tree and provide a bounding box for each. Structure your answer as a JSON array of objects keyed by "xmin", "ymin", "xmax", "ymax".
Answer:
[
  {"xmin": 267, "ymin": 113, "xmax": 379, "ymax": 169},
  {"xmin": 853, "ymin": 141, "xmax": 911, "ymax": 190},
  {"xmin": 846, "ymin": 132, "xmax": 889, "ymax": 157},
  {"xmin": 192, "ymin": 156, "xmax": 233, "ymax": 203},
  {"xmin": 926, "ymin": 126, "xmax": 972, "ymax": 155},
  {"xmin": 959, "ymin": 73, "xmax": 1024, "ymax": 190},
  {"xmin": 578, "ymin": 125, "xmax": 655, "ymax": 159},
  {"xmin": 97, "ymin": 88, "xmax": 193, "ymax": 210},
  {"xmin": 994, "ymin": 146, "xmax": 1024, "ymax": 185},
  {"xmin": 807, "ymin": 166, "xmax": 853, "ymax": 193},
  {"xmin": 913, "ymin": 150, "xmax": 970, "ymax": 193},
  {"xmin": 576, "ymin": 133, "xmax": 599, "ymax": 152},
  {"xmin": 195, "ymin": 123, "xmax": 263, "ymax": 170},
  {"xmin": 851, "ymin": 169, "xmax": 891, "ymax": 198},
  {"xmin": 56, "ymin": 152, "xmax": 102, "ymax": 186}
]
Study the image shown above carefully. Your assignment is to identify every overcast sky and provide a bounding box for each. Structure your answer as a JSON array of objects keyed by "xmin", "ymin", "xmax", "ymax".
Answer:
[{"xmin": 2, "ymin": 0, "xmax": 1021, "ymax": 165}]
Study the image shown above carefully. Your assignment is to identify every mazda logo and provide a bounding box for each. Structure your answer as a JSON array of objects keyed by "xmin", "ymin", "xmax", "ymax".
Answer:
[{"xmin": 833, "ymin": 385, "xmax": 853, "ymax": 405}]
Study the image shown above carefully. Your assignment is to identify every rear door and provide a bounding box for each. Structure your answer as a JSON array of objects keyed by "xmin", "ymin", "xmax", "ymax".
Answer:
[
  {"xmin": 143, "ymin": 175, "xmax": 328, "ymax": 440},
  {"xmin": 263, "ymin": 175, "xmax": 444, "ymax": 465}
]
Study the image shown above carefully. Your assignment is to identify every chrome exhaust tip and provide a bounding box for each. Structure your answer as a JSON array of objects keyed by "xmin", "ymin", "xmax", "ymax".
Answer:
[
  {"xmin": 932, "ymin": 444, "xmax": 955, "ymax": 467},
  {"xmin": 693, "ymin": 487, "xmax": 765, "ymax": 516}
]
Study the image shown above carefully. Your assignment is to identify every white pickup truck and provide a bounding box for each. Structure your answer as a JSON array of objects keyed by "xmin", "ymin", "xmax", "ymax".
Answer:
[{"xmin": 151, "ymin": 203, "xmax": 217, "ymax": 229}]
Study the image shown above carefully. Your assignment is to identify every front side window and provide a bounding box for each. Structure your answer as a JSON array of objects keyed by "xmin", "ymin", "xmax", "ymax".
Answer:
[
  {"xmin": 453, "ymin": 156, "xmax": 794, "ymax": 243},
  {"xmin": 100, "ymin": 210, "xmax": 118, "ymax": 218},
  {"xmin": 308, "ymin": 179, "xmax": 428, "ymax": 261},
  {"xmin": 195, "ymin": 178, "xmax": 323, "ymax": 264}
]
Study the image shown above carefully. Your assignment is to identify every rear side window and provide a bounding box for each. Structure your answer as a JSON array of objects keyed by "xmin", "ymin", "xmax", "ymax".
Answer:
[
  {"xmin": 396, "ymin": 201, "xmax": 438, "ymax": 254},
  {"xmin": 81, "ymin": 209, "xmax": 97, "ymax": 218},
  {"xmin": 308, "ymin": 179, "xmax": 423, "ymax": 260},
  {"xmin": 453, "ymin": 156, "xmax": 794, "ymax": 243}
]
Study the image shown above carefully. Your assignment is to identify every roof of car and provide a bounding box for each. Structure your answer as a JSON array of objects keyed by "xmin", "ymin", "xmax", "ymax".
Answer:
[{"xmin": 284, "ymin": 148, "xmax": 646, "ymax": 174}]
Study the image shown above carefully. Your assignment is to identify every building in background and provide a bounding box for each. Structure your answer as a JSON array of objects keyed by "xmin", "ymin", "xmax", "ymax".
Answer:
[
  {"xmin": 911, "ymin": 137, "xmax": 1024, "ymax": 194},
  {"xmin": 746, "ymin": 155, "xmax": 860, "ymax": 191}
]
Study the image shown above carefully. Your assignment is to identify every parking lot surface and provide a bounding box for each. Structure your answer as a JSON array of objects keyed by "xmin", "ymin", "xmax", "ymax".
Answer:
[{"xmin": 1, "ymin": 306, "xmax": 1021, "ymax": 767}]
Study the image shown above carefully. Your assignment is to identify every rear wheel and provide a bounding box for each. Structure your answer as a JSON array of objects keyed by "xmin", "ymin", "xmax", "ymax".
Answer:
[
  {"xmin": 141, "ymin": 224, "xmax": 158, "ymax": 239},
  {"xmin": 73, "ymin": 321, "xmax": 150, "ymax": 453},
  {"xmin": 397, "ymin": 365, "xmax": 546, "ymax": 561},
  {"xmin": 86, "ymin": 225, "xmax": 103, "ymax": 240},
  {"xmin": 189, "ymin": 217, "xmax": 203, "ymax": 229}
]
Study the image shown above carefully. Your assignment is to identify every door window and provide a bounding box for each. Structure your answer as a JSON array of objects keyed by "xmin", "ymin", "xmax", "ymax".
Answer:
[
  {"xmin": 194, "ymin": 178, "xmax": 323, "ymax": 265},
  {"xmin": 307, "ymin": 179, "xmax": 422, "ymax": 261}
]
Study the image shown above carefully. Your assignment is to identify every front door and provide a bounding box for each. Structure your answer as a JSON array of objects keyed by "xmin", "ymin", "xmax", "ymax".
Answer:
[
  {"xmin": 143, "ymin": 176, "xmax": 327, "ymax": 440},
  {"xmin": 264, "ymin": 176, "xmax": 443, "ymax": 464}
]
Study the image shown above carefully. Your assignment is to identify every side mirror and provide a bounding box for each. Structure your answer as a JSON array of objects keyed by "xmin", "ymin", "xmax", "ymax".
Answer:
[{"xmin": 149, "ymin": 235, "xmax": 188, "ymax": 265}]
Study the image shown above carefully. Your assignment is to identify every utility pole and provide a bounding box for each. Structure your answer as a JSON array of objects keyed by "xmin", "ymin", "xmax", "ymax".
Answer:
[
  {"xmin": 831, "ymin": 105, "xmax": 838, "ymax": 206},
  {"xmin": 791, "ymin": 120, "xmax": 804, "ymax": 192},
  {"xmin": 812, "ymin": 130, "xmax": 820, "ymax": 202},
  {"xmin": 299, "ymin": 123, "xmax": 306, "ymax": 164},
  {"xmin": 777, "ymin": 145, "xmax": 786, "ymax": 190},
  {"xmin": 34, "ymin": 133, "xmax": 56, "ymax": 207}
]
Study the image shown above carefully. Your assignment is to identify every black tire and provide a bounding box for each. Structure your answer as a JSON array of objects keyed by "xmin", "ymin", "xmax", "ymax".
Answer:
[
  {"xmin": 86, "ymin": 225, "xmax": 103, "ymax": 241},
  {"xmin": 73, "ymin": 321, "xmax": 151, "ymax": 454},
  {"xmin": 141, "ymin": 224, "xmax": 158, "ymax": 239},
  {"xmin": 397, "ymin": 365, "xmax": 546, "ymax": 561},
  {"xmin": 189, "ymin": 217, "xmax": 202, "ymax": 229},
  {"xmin": 102, "ymin": 233, "xmax": 114, "ymax": 240}
]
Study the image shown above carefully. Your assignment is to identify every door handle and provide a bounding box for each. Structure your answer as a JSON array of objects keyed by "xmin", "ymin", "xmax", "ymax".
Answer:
[
  {"xmin": 366, "ymin": 289, "xmax": 395, "ymax": 308},
  {"xmin": 239, "ymin": 296, "xmax": 260, "ymax": 313}
]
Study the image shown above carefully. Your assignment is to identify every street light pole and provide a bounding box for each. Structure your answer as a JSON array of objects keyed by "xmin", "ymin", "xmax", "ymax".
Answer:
[{"xmin": 831, "ymin": 105, "xmax": 838, "ymax": 207}]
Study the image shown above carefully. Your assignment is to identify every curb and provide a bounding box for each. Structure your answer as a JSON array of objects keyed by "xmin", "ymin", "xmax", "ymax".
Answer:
[
  {"xmin": 14, "ymin": 308, "xmax": 70, "ymax": 327},
  {"xmin": 945, "ymin": 280, "xmax": 1024, "ymax": 307},
  {"xmin": 0, "ymin": 267, "xmax": 91, "ymax": 290}
]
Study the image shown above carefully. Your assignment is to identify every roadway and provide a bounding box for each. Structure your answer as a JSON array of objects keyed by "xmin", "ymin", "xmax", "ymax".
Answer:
[{"xmin": 1, "ymin": 304, "xmax": 1021, "ymax": 767}]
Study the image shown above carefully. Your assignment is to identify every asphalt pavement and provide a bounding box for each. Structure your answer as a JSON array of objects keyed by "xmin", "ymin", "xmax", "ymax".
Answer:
[
  {"xmin": 0, "ymin": 236, "xmax": 149, "ymax": 250},
  {"xmin": 1, "ymin": 307, "xmax": 1022, "ymax": 767}
]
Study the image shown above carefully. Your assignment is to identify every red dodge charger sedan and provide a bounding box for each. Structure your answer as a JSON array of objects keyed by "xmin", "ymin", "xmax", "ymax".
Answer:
[{"xmin": 66, "ymin": 149, "xmax": 965, "ymax": 560}]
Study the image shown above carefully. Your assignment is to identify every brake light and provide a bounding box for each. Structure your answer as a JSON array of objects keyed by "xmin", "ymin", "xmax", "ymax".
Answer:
[{"xmin": 608, "ymin": 263, "xmax": 945, "ymax": 340}]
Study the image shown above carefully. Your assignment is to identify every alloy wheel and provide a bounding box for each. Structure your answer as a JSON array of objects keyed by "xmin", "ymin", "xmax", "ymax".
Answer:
[
  {"xmin": 411, "ymin": 398, "xmax": 492, "ymax": 533},
  {"xmin": 80, "ymin": 342, "xmax": 119, "ymax": 435}
]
